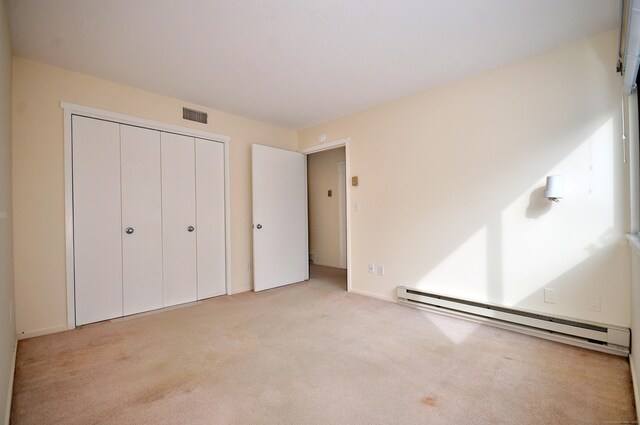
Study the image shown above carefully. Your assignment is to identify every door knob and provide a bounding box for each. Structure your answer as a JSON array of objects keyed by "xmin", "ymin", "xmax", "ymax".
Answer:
[
  {"xmin": 125, "ymin": 227, "xmax": 134, "ymax": 234},
  {"xmin": 256, "ymin": 224, "xmax": 263, "ymax": 229},
  {"xmin": 187, "ymin": 226, "xmax": 195, "ymax": 232}
]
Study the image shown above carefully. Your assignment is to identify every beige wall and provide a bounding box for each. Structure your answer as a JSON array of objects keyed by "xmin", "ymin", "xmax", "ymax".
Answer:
[
  {"xmin": 10, "ymin": 29, "xmax": 633, "ymax": 335},
  {"xmin": 300, "ymin": 30, "xmax": 631, "ymax": 327},
  {"xmin": 0, "ymin": 1, "xmax": 14, "ymax": 422},
  {"xmin": 308, "ymin": 147, "xmax": 346, "ymax": 268},
  {"xmin": 12, "ymin": 57, "xmax": 297, "ymax": 337}
]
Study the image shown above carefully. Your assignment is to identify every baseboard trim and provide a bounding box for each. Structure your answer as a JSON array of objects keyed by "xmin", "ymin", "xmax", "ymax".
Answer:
[
  {"xmin": 630, "ymin": 354, "xmax": 640, "ymax": 422},
  {"xmin": 408, "ymin": 302, "xmax": 628, "ymax": 356},
  {"xmin": 349, "ymin": 288, "xmax": 395, "ymax": 303},
  {"xmin": 310, "ymin": 261, "xmax": 345, "ymax": 270},
  {"xmin": 17, "ymin": 324, "xmax": 68, "ymax": 340},
  {"xmin": 4, "ymin": 339, "xmax": 16, "ymax": 425}
]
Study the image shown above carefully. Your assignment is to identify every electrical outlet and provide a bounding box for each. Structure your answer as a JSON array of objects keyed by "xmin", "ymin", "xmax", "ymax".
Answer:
[
  {"xmin": 368, "ymin": 263, "xmax": 375, "ymax": 273},
  {"xmin": 543, "ymin": 288, "xmax": 556, "ymax": 304},
  {"xmin": 377, "ymin": 265, "xmax": 385, "ymax": 276},
  {"xmin": 588, "ymin": 296, "xmax": 601, "ymax": 312}
]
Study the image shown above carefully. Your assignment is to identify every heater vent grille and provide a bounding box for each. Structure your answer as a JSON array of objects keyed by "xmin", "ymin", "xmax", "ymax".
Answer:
[
  {"xmin": 397, "ymin": 286, "xmax": 630, "ymax": 354},
  {"xmin": 405, "ymin": 289, "xmax": 605, "ymax": 332},
  {"xmin": 183, "ymin": 107, "xmax": 208, "ymax": 124}
]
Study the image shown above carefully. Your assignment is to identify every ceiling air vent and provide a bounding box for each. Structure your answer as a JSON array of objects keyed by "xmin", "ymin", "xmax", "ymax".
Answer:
[{"xmin": 183, "ymin": 107, "xmax": 208, "ymax": 124}]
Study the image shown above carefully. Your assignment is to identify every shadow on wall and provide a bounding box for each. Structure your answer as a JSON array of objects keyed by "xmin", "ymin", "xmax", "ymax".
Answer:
[
  {"xmin": 514, "ymin": 234, "xmax": 629, "ymax": 321},
  {"xmin": 526, "ymin": 187, "xmax": 552, "ymax": 219}
]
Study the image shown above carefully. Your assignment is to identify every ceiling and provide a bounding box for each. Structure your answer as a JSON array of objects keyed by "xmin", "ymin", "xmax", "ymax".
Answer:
[{"xmin": 8, "ymin": 0, "xmax": 621, "ymax": 129}]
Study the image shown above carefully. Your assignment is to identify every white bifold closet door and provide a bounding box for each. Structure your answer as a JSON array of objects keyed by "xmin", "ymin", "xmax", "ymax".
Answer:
[
  {"xmin": 120, "ymin": 125, "xmax": 163, "ymax": 315},
  {"xmin": 195, "ymin": 139, "xmax": 226, "ymax": 299},
  {"xmin": 73, "ymin": 116, "xmax": 123, "ymax": 326},
  {"xmin": 161, "ymin": 134, "xmax": 226, "ymax": 304},
  {"xmin": 73, "ymin": 115, "xmax": 226, "ymax": 325},
  {"xmin": 161, "ymin": 133, "xmax": 198, "ymax": 306}
]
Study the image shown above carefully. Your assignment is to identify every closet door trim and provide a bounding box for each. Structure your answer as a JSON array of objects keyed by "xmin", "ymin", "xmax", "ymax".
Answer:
[{"xmin": 62, "ymin": 102, "xmax": 231, "ymax": 329}]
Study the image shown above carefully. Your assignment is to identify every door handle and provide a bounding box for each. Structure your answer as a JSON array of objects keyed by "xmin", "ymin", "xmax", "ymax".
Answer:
[
  {"xmin": 256, "ymin": 224, "xmax": 263, "ymax": 229},
  {"xmin": 187, "ymin": 226, "xmax": 195, "ymax": 232},
  {"xmin": 125, "ymin": 227, "xmax": 134, "ymax": 234}
]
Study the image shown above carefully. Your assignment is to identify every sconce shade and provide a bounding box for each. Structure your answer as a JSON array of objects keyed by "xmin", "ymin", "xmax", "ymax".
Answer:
[{"xmin": 544, "ymin": 175, "xmax": 564, "ymax": 200}]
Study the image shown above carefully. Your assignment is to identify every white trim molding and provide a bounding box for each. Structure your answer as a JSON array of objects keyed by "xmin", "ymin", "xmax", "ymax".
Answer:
[
  {"xmin": 301, "ymin": 138, "xmax": 352, "ymax": 292},
  {"xmin": 4, "ymin": 339, "xmax": 16, "ymax": 425},
  {"xmin": 337, "ymin": 161, "xmax": 347, "ymax": 269},
  {"xmin": 631, "ymin": 353, "xmax": 640, "ymax": 423},
  {"xmin": 60, "ymin": 102, "xmax": 230, "ymax": 143},
  {"xmin": 61, "ymin": 102, "xmax": 232, "ymax": 330},
  {"xmin": 350, "ymin": 288, "xmax": 395, "ymax": 303},
  {"xmin": 300, "ymin": 138, "xmax": 350, "ymax": 155},
  {"xmin": 17, "ymin": 324, "xmax": 69, "ymax": 340}
]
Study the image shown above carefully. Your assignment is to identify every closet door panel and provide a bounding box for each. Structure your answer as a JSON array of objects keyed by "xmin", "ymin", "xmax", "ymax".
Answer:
[
  {"xmin": 121, "ymin": 125, "xmax": 163, "ymax": 315},
  {"xmin": 72, "ymin": 116, "xmax": 123, "ymax": 325},
  {"xmin": 161, "ymin": 133, "xmax": 197, "ymax": 306},
  {"xmin": 195, "ymin": 139, "xmax": 226, "ymax": 299}
]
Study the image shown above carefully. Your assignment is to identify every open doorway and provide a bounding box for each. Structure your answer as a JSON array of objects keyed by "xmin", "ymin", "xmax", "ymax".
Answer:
[{"xmin": 307, "ymin": 146, "xmax": 348, "ymax": 291}]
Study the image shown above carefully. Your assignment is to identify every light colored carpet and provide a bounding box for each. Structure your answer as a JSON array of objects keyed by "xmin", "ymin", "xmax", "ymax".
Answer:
[{"xmin": 10, "ymin": 265, "xmax": 636, "ymax": 424}]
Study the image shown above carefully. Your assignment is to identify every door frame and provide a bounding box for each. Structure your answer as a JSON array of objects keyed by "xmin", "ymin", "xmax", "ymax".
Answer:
[
  {"xmin": 300, "ymin": 138, "xmax": 352, "ymax": 291},
  {"xmin": 61, "ymin": 102, "xmax": 232, "ymax": 329},
  {"xmin": 337, "ymin": 161, "xmax": 347, "ymax": 269}
]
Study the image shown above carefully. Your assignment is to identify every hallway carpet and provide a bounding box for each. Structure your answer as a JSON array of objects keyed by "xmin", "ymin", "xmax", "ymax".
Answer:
[{"xmin": 10, "ymin": 265, "xmax": 635, "ymax": 424}]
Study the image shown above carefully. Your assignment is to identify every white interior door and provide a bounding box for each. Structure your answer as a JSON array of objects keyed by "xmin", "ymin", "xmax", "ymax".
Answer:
[
  {"xmin": 72, "ymin": 116, "xmax": 123, "ymax": 325},
  {"xmin": 195, "ymin": 139, "xmax": 226, "ymax": 299},
  {"xmin": 121, "ymin": 125, "xmax": 163, "ymax": 315},
  {"xmin": 252, "ymin": 144, "xmax": 308, "ymax": 291},
  {"xmin": 161, "ymin": 133, "xmax": 197, "ymax": 306}
]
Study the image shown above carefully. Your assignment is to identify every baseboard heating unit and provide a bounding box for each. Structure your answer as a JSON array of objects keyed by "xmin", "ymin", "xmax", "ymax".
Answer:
[{"xmin": 396, "ymin": 286, "xmax": 630, "ymax": 356}]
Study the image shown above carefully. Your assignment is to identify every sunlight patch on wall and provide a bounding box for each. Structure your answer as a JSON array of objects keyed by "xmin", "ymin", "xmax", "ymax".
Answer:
[
  {"xmin": 501, "ymin": 118, "xmax": 615, "ymax": 307},
  {"xmin": 412, "ymin": 118, "xmax": 618, "ymax": 319},
  {"xmin": 416, "ymin": 226, "xmax": 488, "ymax": 301}
]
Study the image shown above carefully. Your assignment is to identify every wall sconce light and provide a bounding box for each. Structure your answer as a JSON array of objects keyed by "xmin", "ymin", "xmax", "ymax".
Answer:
[{"xmin": 544, "ymin": 175, "xmax": 564, "ymax": 203}]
